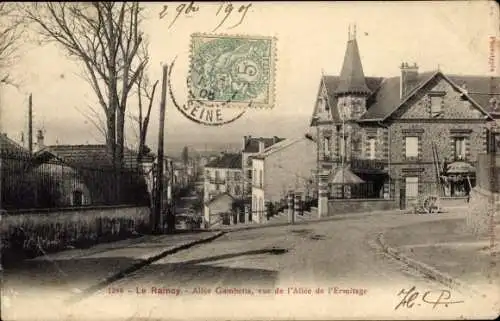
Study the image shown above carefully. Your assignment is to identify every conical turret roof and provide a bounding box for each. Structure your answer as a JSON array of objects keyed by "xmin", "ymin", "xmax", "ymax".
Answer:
[{"xmin": 334, "ymin": 36, "xmax": 371, "ymax": 96}]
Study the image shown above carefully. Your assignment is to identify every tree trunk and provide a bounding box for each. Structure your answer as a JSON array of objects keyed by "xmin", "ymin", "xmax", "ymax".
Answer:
[{"xmin": 116, "ymin": 108, "xmax": 125, "ymax": 169}]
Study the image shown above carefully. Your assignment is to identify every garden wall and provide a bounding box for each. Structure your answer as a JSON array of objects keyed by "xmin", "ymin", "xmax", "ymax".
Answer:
[{"xmin": 1, "ymin": 205, "xmax": 150, "ymax": 266}]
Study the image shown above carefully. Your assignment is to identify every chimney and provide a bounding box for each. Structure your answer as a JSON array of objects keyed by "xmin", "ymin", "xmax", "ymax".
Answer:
[
  {"xmin": 258, "ymin": 139, "xmax": 265, "ymax": 153},
  {"xmin": 400, "ymin": 62, "xmax": 419, "ymax": 99},
  {"xmin": 36, "ymin": 129, "xmax": 44, "ymax": 151},
  {"xmin": 243, "ymin": 136, "xmax": 248, "ymax": 150}
]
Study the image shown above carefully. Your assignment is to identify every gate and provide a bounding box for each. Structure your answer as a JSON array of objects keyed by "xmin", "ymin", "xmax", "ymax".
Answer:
[{"xmin": 399, "ymin": 187, "xmax": 406, "ymax": 210}]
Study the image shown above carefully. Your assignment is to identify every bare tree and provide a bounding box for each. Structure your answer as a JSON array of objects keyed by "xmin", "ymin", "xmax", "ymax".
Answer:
[
  {"xmin": 135, "ymin": 66, "xmax": 158, "ymax": 163},
  {"xmin": 23, "ymin": 3, "xmax": 148, "ymax": 168},
  {"xmin": 0, "ymin": 3, "xmax": 23, "ymax": 87}
]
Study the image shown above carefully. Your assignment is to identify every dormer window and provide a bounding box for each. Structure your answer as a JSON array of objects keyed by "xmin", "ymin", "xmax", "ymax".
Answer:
[
  {"xmin": 428, "ymin": 92, "xmax": 445, "ymax": 117},
  {"xmin": 318, "ymin": 96, "xmax": 328, "ymax": 112}
]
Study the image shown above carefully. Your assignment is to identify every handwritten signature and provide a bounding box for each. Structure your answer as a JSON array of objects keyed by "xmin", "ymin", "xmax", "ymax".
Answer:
[
  {"xmin": 159, "ymin": 2, "xmax": 252, "ymax": 32},
  {"xmin": 395, "ymin": 286, "xmax": 464, "ymax": 310}
]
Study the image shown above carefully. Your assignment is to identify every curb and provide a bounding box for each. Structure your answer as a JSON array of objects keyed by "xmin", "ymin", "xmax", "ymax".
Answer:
[
  {"xmin": 376, "ymin": 232, "xmax": 482, "ymax": 298},
  {"xmin": 65, "ymin": 231, "xmax": 225, "ymax": 304}
]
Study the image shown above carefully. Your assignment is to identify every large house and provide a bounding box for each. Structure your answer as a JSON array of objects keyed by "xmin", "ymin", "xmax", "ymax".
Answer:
[
  {"xmin": 203, "ymin": 152, "xmax": 243, "ymax": 202},
  {"xmin": 310, "ymin": 29, "xmax": 500, "ymax": 205},
  {"xmin": 251, "ymin": 135, "xmax": 316, "ymax": 223}
]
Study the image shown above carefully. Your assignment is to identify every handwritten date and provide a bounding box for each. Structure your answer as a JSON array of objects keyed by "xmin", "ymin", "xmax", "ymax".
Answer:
[
  {"xmin": 159, "ymin": 2, "xmax": 252, "ymax": 32},
  {"xmin": 395, "ymin": 286, "xmax": 464, "ymax": 310}
]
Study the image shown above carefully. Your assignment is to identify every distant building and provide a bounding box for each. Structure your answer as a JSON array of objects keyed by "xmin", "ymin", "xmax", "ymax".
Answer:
[
  {"xmin": 241, "ymin": 136, "xmax": 285, "ymax": 198},
  {"xmin": 203, "ymin": 192, "xmax": 235, "ymax": 227},
  {"xmin": 203, "ymin": 152, "xmax": 242, "ymax": 202},
  {"xmin": 251, "ymin": 136, "xmax": 316, "ymax": 223}
]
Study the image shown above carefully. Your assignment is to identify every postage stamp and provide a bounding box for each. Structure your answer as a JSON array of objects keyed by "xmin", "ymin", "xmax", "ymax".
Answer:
[{"xmin": 188, "ymin": 33, "xmax": 277, "ymax": 108}]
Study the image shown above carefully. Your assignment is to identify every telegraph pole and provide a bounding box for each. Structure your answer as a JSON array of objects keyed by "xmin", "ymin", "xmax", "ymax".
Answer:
[
  {"xmin": 154, "ymin": 65, "xmax": 168, "ymax": 234},
  {"xmin": 28, "ymin": 93, "xmax": 33, "ymax": 154}
]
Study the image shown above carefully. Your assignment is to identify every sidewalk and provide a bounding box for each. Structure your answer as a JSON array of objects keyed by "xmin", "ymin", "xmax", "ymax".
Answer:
[
  {"xmin": 1, "ymin": 231, "xmax": 224, "ymax": 302},
  {"xmin": 382, "ymin": 216, "xmax": 499, "ymax": 299}
]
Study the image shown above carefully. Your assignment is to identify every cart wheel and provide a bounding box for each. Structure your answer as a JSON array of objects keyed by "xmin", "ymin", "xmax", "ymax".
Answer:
[{"xmin": 423, "ymin": 196, "xmax": 438, "ymax": 214}]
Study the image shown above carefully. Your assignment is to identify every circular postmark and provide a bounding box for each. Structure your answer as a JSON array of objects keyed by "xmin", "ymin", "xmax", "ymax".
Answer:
[{"xmin": 168, "ymin": 55, "xmax": 246, "ymax": 126}]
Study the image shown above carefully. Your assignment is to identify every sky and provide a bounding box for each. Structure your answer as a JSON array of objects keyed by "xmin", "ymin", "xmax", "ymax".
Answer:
[{"xmin": 0, "ymin": 1, "xmax": 499, "ymax": 153}]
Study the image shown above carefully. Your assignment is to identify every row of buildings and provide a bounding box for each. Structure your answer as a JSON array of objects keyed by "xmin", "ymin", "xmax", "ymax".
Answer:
[
  {"xmin": 201, "ymin": 27, "xmax": 500, "ymax": 225},
  {"xmin": 202, "ymin": 135, "xmax": 317, "ymax": 225}
]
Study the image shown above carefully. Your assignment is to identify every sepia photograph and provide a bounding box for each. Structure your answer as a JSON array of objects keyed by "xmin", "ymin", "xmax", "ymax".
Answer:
[{"xmin": 0, "ymin": 1, "xmax": 499, "ymax": 320}]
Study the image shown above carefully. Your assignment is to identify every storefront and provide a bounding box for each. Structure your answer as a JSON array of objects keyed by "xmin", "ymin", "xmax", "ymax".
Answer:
[{"xmin": 441, "ymin": 161, "xmax": 475, "ymax": 197}]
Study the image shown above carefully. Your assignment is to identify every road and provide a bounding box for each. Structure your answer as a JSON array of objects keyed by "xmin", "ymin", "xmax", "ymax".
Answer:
[{"xmin": 64, "ymin": 211, "xmax": 494, "ymax": 320}]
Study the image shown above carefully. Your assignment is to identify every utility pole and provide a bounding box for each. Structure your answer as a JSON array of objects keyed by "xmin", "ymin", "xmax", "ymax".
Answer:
[
  {"xmin": 28, "ymin": 93, "xmax": 33, "ymax": 154},
  {"xmin": 154, "ymin": 65, "xmax": 168, "ymax": 234}
]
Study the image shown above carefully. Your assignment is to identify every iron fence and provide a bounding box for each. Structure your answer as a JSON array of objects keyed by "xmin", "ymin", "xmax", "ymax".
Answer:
[
  {"xmin": 402, "ymin": 179, "xmax": 475, "ymax": 199},
  {"xmin": 1, "ymin": 151, "xmax": 150, "ymax": 210},
  {"xmin": 328, "ymin": 182, "xmax": 393, "ymax": 199}
]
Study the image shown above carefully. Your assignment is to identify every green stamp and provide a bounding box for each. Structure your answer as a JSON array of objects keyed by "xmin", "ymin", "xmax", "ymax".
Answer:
[{"xmin": 189, "ymin": 33, "xmax": 276, "ymax": 108}]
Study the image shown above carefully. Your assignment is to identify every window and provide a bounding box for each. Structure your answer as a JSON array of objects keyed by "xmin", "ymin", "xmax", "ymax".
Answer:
[
  {"xmin": 405, "ymin": 136, "xmax": 419, "ymax": 158},
  {"xmin": 339, "ymin": 136, "xmax": 346, "ymax": 157},
  {"xmin": 319, "ymin": 97, "xmax": 328, "ymax": 111},
  {"xmin": 368, "ymin": 138, "xmax": 376, "ymax": 160},
  {"xmin": 235, "ymin": 171, "xmax": 241, "ymax": 181},
  {"xmin": 215, "ymin": 170, "xmax": 220, "ymax": 180},
  {"xmin": 324, "ymin": 136, "xmax": 331, "ymax": 156},
  {"xmin": 259, "ymin": 170, "xmax": 263, "ymax": 188},
  {"xmin": 234, "ymin": 185, "xmax": 241, "ymax": 195},
  {"xmin": 430, "ymin": 95, "xmax": 443, "ymax": 117},
  {"xmin": 454, "ymin": 137, "xmax": 466, "ymax": 160},
  {"xmin": 253, "ymin": 169, "xmax": 257, "ymax": 185},
  {"xmin": 405, "ymin": 177, "xmax": 419, "ymax": 198}
]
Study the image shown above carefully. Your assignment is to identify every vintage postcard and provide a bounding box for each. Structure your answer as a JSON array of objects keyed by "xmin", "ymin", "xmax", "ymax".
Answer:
[{"xmin": 1, "ymin": 1, "xmax": 500, "ymax": 320}]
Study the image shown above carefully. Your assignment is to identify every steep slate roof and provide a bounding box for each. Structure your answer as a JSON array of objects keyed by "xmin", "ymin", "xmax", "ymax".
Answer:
[
  {"xmin": 360, "ymin": 72, "xmax": 498, "ymax": 122},
  {"xmin": 253, "ymin": 135, "xmax": 315, "ymax": 159},
  {"xmin": 334, "ymin": 38, "xmax": 372, "ymax": 95},
  {"xmin": 447, "ymin": 75, "xmax": 500, "ymax": 113},
  {"xmin": 358, "ymin": 71, "xmax": 436, "ymax": 121},
  {"xmin": 243, "ymin": 136, "xmax": 285, "ymax": 153},
  {"xmin": 0, "ymin": 133, "xmax": 30, "ymax": 156},
  {"xmin": 321, "ymin": 75, "xmax": 384, "ymax": 123},
  {"xmin": 34, "ymin": 144, "xmax": 152, "ymax": 170},
  {"xmin": 315, "ymin": 71, "xmax": 500, "ymax": 124},
  {"xmin": 312, "ymin": 31, "xmax": 500, "ymax": 126},
  {"xmin": 205, "ymin": 153, "xmax": 242, "ymax": 169}
]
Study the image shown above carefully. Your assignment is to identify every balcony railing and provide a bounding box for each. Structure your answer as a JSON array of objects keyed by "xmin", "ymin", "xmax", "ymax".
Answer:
[
  {"xmin": 208, "ymin": 177, "xmax": 226, "ymax": 184},
  {"xmin": 321, "ymin": 156, "xmax": 388, "ymax": 171}
]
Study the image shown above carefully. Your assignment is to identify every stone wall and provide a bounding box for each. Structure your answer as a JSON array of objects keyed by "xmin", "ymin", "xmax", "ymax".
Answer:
[
  {"xmin": 327, "ymin": 198, "xmax": 399, "ymax": 215},
  {"xmin": 476, "ymin": 154, "xmax": 500, "ymax": 192},
  {"xmin": 1, "ymin": 206, "xmax": 150, "ymax": 265},
  {"xmin": 466, "ymin": 187, "xmax": 500, "ymax": 235}
]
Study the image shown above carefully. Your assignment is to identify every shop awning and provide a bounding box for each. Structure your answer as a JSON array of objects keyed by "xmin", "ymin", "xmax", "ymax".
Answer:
[
  {"xmin": 446, "ymin": 161, "xmax": 475, "ymax": 174},
  {"xmin": 330, "ymin": 167, "xmax": 365, "ymax": 184}
]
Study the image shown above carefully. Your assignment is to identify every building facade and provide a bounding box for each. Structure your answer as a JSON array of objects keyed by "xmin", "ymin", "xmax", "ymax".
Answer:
[
  {"xmin": 310, "ymin": 29, "xmax": 500, "ymax": 204},
  {"xmin": 241, "ymin": 136, "xmax": 285, "ymax": 197},
  {"xmin": 203, "ymin": 153, "xmax": 243, "ymax": 202},
  {"xmin": 251, "ymin": 136, "xmax": 317, "ymax": 223}
]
